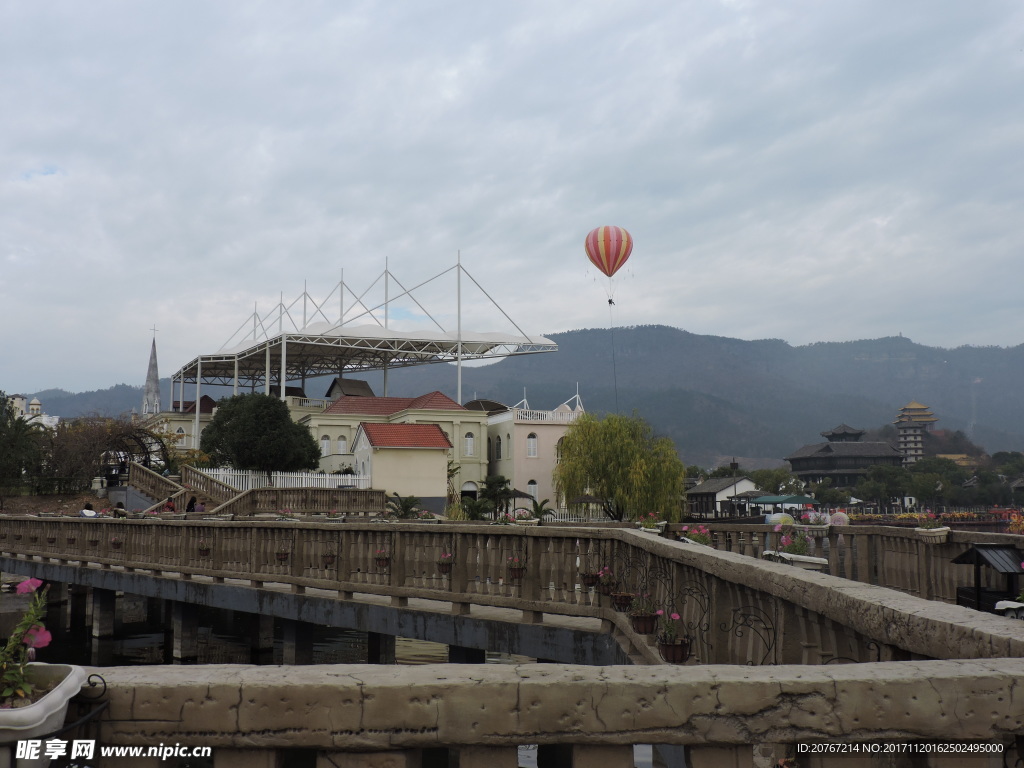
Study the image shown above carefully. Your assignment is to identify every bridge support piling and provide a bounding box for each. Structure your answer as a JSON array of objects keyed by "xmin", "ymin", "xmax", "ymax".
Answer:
[
  {"xmin": 91, "ymin": 588, "xmax": 117, "ymax": 639},
  {"xmin": 69, "ymin": 583, "xmax": 89, "ymax": 628},
  {"xmin": 146, "ymin": 596, "xmax": 164, "ymax": 625},
  {"xmin": 367, "ymin": 631, "xmax": 396, "ymax": 664},
  {"xmin": 171, "ymin": 600, "xmax": 199, "ymax": 664},
  {"xmin": 44, "ymin": 581, "xmax": 67, "ymax": 635},
  {"xmin": 448, "ymin": 645, "xmax": 486, "ymax": 663},
  {"xmin": 245, "ymin": 612, "xmax": 275, "ymax": 662},
  {"xmin": 281, "ymin": 618, "xmax": 314, "ymax": 665}
]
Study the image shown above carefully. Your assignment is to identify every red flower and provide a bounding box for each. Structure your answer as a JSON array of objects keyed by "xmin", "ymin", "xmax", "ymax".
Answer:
[
  {"xmin": 23, "ymin": 624, "xmax": 52, "ymax": 649},
  {"xmin": 15, "ymin": 578, "xmax": 43, "ymax": 594}
]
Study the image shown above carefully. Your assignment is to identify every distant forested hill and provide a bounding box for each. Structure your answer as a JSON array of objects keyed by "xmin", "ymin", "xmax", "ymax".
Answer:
[{"xmin": 24, "ymin": 325, "xmax": 1024, "ymax": 468}]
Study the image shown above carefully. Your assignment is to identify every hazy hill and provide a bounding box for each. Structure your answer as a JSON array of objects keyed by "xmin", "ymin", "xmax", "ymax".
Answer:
[{"xmin": 23, "ymin": 325, "xmax": 1024, "ymax": 468}]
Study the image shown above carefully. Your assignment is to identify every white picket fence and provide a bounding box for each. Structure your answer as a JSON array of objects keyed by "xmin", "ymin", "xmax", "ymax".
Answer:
[{"xmin": 204, "ymin": 468, "xmax": 372, "ymax": 491}]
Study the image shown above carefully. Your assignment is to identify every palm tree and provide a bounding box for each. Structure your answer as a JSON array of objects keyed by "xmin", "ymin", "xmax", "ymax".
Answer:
[
  {"xmin": 386, "ymin": 493, "xmax": 422, "ymax": 519},
  {"xmin": 481, "ymin": 475, "xmax": 514, "ymax": 519},
  {"xmin": 530, "ymin": 498, "xmax": 555, "ymax": 519}
]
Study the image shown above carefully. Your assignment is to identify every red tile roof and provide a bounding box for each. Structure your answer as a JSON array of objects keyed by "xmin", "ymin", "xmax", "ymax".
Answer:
[
  {"xmin": 359, "ymin": 423, "xmax": 453, "ymax": 449},
  {"xmin": 324, "ymin": 391, "xmax": 464, "ymax": 416}
]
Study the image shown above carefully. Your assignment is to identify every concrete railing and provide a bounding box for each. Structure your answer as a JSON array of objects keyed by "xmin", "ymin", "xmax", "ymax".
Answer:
[
  {"xmin": 84, "ymin": 660, "xmax": 1024, "ymax": 767},
  {"xmin": 698, "ymin": 522, "xmax": 1024, "ymax": 603},
  {"xmin": 5, "ymin": 520, "xmax": 1024, "ymax": 667},
  {"xmin": 205, "ymin": 487, "xmax": 386, "ymax": 518},
  {"xmin": 180, "ymin": 465, "xmax": 238, "ymax": 505},
  {"xmin": 126, "ymin": 463, "xmax": 182, "ymax": 505}
]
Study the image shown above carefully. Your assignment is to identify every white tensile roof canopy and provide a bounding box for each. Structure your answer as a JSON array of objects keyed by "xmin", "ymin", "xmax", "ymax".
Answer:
[{"xmin": 170, "ymin": 262, "xmax": 557, "ymax": 398}]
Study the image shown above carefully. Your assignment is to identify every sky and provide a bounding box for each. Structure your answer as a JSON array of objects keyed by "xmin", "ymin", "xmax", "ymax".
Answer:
[{"xmin": 4, "ymin": 2, "xmax": 1024, "ymax": 393}]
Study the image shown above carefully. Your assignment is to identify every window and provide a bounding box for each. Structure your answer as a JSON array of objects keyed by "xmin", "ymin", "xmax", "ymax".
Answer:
[
  {"xmin": 337, "ymin": 436, "xmax": 348, "ymax": 454},
  {"xmin": 488, "ymin": 437, "xmax": 492, "ymax": 460},
  {"xmin": 556, "ymin": 437, "xmax": 564, "ymax": 463},
  {"xmin": 527, "ymin": 480, "xmax": 538, "ymax": 500},
  {"xmin": 464, "ymin": 432, "xmax": 475, "ymax": 457},
  {"xmin": 321, "ymin": 436, "xmax": 331, "ymax": 457},
  {"xmin": 527, "ymin": 433, "xmax": 538, "ymax": 458},
  {"xmin": 175, "ymin": 427, "xmax": 185, "ymax": 446},
  {"xmin": 496, "ymin": 436, "xmax": 502, "ymax": 460}
]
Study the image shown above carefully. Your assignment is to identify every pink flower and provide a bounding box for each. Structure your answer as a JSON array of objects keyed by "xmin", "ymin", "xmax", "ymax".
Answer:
[
  {"xmin": 773, "ymin": 524, "xmax": 782, "ymax": 532},
  {"xmin": 656, "ymin": 609, "xmax": 664, "ymax": 617},
  {"xmin": 23, "ymin": 625, "xmax": 51, "ymax": 649},
  {"xmin": 16, "ymin": 578, "xmax": 43, "ymax": 594},
  {"xmin": 670, "ymin": 612, "xmax": 680, "ymax": 620}
]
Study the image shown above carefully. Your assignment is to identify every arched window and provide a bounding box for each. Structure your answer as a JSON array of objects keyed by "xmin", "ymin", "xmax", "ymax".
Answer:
[
  {"xmin": 320, "ymin": 435, "xmax": 331, "ymax": 457},
  {"xmin": 495, "ymin": 436, "xmax": 502, "ymax": 460},
  {"xmin": 527, "ymin": 480, "xmax": 538, "ymax": 500},
  {"xmin": 488, "ymin": 437, "xmax": 492, "ymax": 460},
  {"xmin": 556, "ymin": 437, "xmax": 565, "ymax": 463},
  {"xmin": 337, "ymin": 436, "xmax": 348, "ymax": 454},
  {"xmin": 527, "ymin": 433, "xmax": 538, "ymax": 458},
  {"xmin": 175, "ymin": 427, "xmax": 185, "ymax": 446},
  {"xmin": 464, "ymin": 432, "xmax": 475, "ymax": 457}
]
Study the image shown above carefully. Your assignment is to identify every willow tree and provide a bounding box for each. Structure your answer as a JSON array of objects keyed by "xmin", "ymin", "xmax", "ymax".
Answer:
[{"xmin": 554, "ymin": 413, "xmax": 686, "ymax": 522}]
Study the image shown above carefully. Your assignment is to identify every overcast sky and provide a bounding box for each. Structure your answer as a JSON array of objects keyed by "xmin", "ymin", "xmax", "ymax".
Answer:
[{"xmin": 4, "ymin": 2, "xmax": 1024, "ymax": 394}]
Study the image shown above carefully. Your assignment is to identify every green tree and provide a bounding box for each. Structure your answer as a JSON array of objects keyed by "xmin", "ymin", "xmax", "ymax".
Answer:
[
  {"xmin": 480, "ymin": 475, "xmax": 514, "ymax": 519},
  {"xmin": 0, "ymin": 393, "xmax": 46, "ymax": 508},
  {"xmin": 809, "ymin": 478, "xmax": 849, "ymax": 505},
  {"xmin": 749, "ymin": 468, "xmax": 803, "ymax": 496},
  {"xmin": 199, "ymin": 394, "xmax": 320, "ymax": 478},
  {"xmin": 554, "ymin": 412, "xmax": 686, "ymax": 522}
]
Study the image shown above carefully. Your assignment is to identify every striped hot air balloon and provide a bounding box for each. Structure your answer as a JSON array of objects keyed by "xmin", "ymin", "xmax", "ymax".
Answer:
[{"xmin": 584, "ymin": 225, "xmax": 633, "ymax": 278}]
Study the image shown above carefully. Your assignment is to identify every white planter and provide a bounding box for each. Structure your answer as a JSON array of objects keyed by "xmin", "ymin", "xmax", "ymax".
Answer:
[
  {"xmin": 636, "ymin": 521, "xmax": 666, "ymax": 534},
  {"xmin": 761, "ymin": 551, "xmax": 829, "ymax": 572},
  {"xmin": 0, "ymin": 664, "xmax": 87, "ymax": 768},
  {"xmin": 515, "ymin": 519, "xmax": 540, "ymax": 526},
  {"xmin": 915, "ymin": 526, "xmax": 950, "ymax": 544}
]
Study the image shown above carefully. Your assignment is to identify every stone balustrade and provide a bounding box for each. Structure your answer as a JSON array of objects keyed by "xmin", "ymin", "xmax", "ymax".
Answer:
[
  {"xmin": 699, "ymin": 522, "xmax": 1022, "ymax": 603},
  {"xmin": 4, "ymin": 519, "xmax": 1024, "ymax": 668},
  {"xmin": 84, "ymin": 660, "xmax": 1024, "ymax": 767}
]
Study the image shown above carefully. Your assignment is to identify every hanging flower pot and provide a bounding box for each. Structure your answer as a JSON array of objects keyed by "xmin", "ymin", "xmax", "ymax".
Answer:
[
  {"xmin": 658, "ymin": 637, "xmax": 692, "ymax": 664},
  {"xmin": 66, "ymin": 537, "xmax": 76, "ymax": 545},
  {"xmin": 198, "ymin": 547, "xmax": 212, "ymax": 558},
  {"xmin": 437, "ymin": 561, "xmax": 453, "ymax": 575},
  {"xmin": 88, "ymin": 539, "xmax": 99, "ymax": 547},
  {"xmin": 46, "ymin": 537, "xmax": 56, "ymax": 545},
  {"xmin": 276, "ymin": 551, "xmax": 290, "ymax": 563},
  {"xmin": 580, "ymin": 572, "xmax": 599, "ymax": 588},
  {"xmin": 630, "ymin": 613, "xmax": 658, "ymax": 635},
  {"xmin": 110, "ymin": 538, "xmax": 123, "ymax": 550},
  {"xmin": 611, "ymin": 592, "xmax": 635, "ymax": 612},
  {"xmin": 322, "ymin": 553, "xmax": 337, "ymax": 567},
  {"xmin": 375, "ymin": 555, "xmax": 391, "ymax": 569}
]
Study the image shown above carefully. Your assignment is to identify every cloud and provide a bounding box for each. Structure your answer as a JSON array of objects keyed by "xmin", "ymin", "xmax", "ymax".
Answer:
[{"xmin": 2, "ymin": 1, "xmax": 1024, "ymax": 392}]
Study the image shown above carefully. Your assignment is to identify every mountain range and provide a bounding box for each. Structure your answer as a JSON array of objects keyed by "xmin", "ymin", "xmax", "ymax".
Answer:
[{"xmin": 24, "ymin": 325, "xmax": 1024, "ymax": 468}]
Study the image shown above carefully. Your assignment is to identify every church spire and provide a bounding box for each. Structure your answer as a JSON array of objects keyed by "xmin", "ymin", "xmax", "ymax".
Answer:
[{"xmin": 142, "ymin": 331, "xmax": 161, "ymax": 415}]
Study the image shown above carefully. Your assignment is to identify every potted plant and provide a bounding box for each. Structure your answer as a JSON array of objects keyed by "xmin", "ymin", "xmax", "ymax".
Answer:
[
  {"xmin": 322, "ymin": 550, "xmax": 337, "ymax": 567},
  {"xmin": 506, "ymin": 555, "xmax": 526, "ymax": 581},
  {"xmin": 596, "ymin": 566, "xmax": 617, "ymax": 596},
  {"xmin": 513, "ymin": 509, "xmax": 539, "ymax": 526},
  {"xmin": 610, "ymin": 590, "xmax": 635, "ymax": 612},
  {"xmin": 0, "ymin": 578, "xmax": 88, "ymax": 749},
  {"xmin": 579, "ymin": 570, "xmax": 600, "ymax": 588},
  {"xmin": 491, "ymin": 513, "xmax": 516, "ymax": 526},
  {"xmin": 915, "ymin": 512, "xmax": 951, "ymax": 543},
  {"xmin": 628, "ymin": 594, "xmax": 658, "ymax": 634},
  {"xmin": 374, "ymin": 549, "xmax": 391, "ymax": 569},
  {"xmin": 415, "ymin": 510, "xmax": 440, "ymax": 523},
  {"xmin": 109, "ymin": 536, "xmax": 123, "ymax": 550},
  {"xmin": 679, "ymin": 524, "xmax": 712, "ymax": 546},
  {"xmin": 797, "ymin": 510, "xmax": 831, "ymax": 537},
  {"xmin": 437, "ymin": 552, "xmax": 455, "ymax": 575},
  {"xmin": 197, "ymin": 539, "xmax": 212, "ymax": 557},
  {"xmin": 655, "ymin": 609, "xmax": 692, "ymax": 664},
  {"xmin": 635, "ymin": 513, "xmax": 666, "ymax": 534},
  {"xmin": 762, "ymin": 525, "xmax": 828, "ymax": 571},
  {"xmin": 275, "ymin": 546, "xmax": 290, "ymax": 563}
]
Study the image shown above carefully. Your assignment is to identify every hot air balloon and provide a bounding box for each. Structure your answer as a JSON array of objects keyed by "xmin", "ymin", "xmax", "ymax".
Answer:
[{"xmin": 585, "ymin": 225, "xmax": 633, "ymax": 278}]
